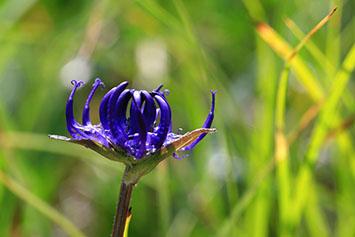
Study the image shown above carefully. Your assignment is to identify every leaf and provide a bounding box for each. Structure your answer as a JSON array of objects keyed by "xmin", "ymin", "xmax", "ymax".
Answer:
[
  {"xmin": 162, "ymin": 128, "xmax": 216, "ymax": 154},
  {"xmin": 123, "ymin": 208, "xmax": 132, "ymax": 237},
  {"xmin": 48, "ymin": 134, "xmax": 134, "ymax": 165},
  {"xmin": 256, "ymin": 22, "xmax": 323, "ymax": 101}
]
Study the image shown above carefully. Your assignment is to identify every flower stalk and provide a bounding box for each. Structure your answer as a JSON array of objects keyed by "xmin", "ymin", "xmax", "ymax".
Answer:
[{"xmin": 112, "ymin": 166, "xmax": 134, "ymax": 237}]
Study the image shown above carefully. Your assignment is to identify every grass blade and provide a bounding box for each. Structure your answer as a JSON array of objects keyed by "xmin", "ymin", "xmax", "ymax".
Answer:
[{"xmin": 0, "ymin": 170, "xmax": 85, "ymax": 237}]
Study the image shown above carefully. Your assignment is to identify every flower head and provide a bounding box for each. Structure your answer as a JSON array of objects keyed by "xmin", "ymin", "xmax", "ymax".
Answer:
[{"xmin": 51, "ymin": 78, "xmax": 215, "ymax": 173}]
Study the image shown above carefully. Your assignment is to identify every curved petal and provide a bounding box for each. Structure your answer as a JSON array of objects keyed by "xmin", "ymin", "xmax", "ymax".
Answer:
[
  {"xmin": 111, "ymin": 89, "xmax": 132, "ymax": 146},
  {"xmin": 155, "ymin": 108, "xmax": 160, "ymax": 124},
  {"xmin": 66, "ymin": 80, "xmax": 110, "ymax": 147},
  {"xmin": 129, "ymin": 92, "xmax": 147, "ymax": 159},
  {"xmin": 82, "ymin": 78, "xmax": 104, "ymax": 125},
  {"xmin": 141, "ymin": 90, "xmax": 156, "ymax": 131},
  {"xmin": 128, "ymin": 91, "xmax": 143, "ymax": 134},
  {"xmin": 150, "ymin": 94, "xmax": 171, "ymax": 149},
  {"xmin": 99, "ymin": 81, "xmax": 128, "ymax": 131},
  {"xmin": 153, "ymin": 84, "xmax": 164, "ymax": 92},
  {"xmin": 153, "ymin": 84, "xmax": 170, "ymax": 98},
  {"xmin": 66, "ymin": 80, "xmax": 86, "ymax": 139},
  {"xmin": 99, "ymin": 88, "xmax": 115, "ymax": 130},
  {"xmin": 183, "ymin": 91, "xmax": 216, "ymax": 151}
]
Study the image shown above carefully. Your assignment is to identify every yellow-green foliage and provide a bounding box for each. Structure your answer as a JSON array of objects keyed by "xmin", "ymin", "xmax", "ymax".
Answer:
[{"xmin": 0, "ymin": 0, "xmax": 354, "ymax": 236}]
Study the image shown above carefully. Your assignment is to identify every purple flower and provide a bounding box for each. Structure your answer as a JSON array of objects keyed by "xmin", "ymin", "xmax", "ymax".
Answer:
[{"xmin": 51, "ymin": 78, "xmax": 216, "ymax": 165}]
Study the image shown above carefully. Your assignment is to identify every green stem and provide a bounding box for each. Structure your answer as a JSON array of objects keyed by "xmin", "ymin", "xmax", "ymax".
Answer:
[{"xmin": 112, "ymin": 167, "xmax": 134, "ymax": 237}]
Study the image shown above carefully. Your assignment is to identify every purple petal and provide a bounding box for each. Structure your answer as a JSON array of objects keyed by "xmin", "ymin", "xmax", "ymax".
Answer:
[
  {"xmin": 183, "ymin": 90, "xmax": 216, "ymax": 151},
  {"xmin": 141, "ymin": 91, "xmax": 156, "ymax": 131},
  {"xmin": 129, "ymin": 92, "xmax": 147, "ymax": 159},
  {"xmin": 153, "ymin": 84, "xmax": 164, "ymax": 92},
  {"xmin": 128, "ymin": 91, "xmax": 143, "ymax": 134},
  {"xmin": 153, "ymin": 84, "xmax": 170, "ymax": 98},
  {"xmin": 82, "ymin": 78, "xmax": 104, "ymax": 125},
  {"xmin": 111, "ymin": 89, "xmax": 132, "ymax": 146},
  {"xmin": 99, "ymin": 81, "xmax": 128, "ymax": 131},
  {"xmin": 66, "ymin": 80, "xmax": 86, "ymax": 139},
  {"xmin": 66, "ymin": 80, "xmax": 111, "ymax": 147},
  {"xmin": 150, "ymin": 94, "xmax": 171, "ymax": 149}
]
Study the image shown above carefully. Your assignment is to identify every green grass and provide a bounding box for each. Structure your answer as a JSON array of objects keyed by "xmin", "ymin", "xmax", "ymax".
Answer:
[{"xmin": 0, "ymin": 0, "xmax": 354, "ymax": 236}]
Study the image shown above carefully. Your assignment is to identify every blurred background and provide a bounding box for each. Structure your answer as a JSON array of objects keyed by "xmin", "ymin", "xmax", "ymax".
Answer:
[{"xmin": 0, "ymin": 0, "xmax": 354, "ymax": 236}]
